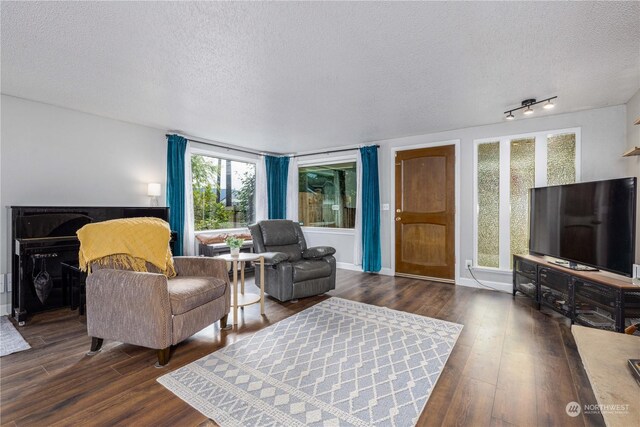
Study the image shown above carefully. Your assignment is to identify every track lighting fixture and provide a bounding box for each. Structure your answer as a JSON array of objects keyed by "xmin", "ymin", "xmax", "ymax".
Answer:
[{"xmin": 504, "ymin": 96, "xmax": 557, "ymax": 120}]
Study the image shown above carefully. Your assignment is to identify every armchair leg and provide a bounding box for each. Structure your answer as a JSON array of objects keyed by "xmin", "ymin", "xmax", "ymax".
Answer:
[
  {"xmin": 220, "ymin": 314, "xmax": 231, "ymax": 330},
  {"xmin": 155, "ymin": 347, "xmax": 171, "ymax": 367},
  {"xmin": 86, "ymin": 337, "xmax": 103, "ymax": 356}
]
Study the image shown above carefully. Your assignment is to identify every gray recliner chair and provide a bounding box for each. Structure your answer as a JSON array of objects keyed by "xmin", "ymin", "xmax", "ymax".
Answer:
[{"xmin": 249, "ymin": 220, "xmax": 336, "ymax": 302}]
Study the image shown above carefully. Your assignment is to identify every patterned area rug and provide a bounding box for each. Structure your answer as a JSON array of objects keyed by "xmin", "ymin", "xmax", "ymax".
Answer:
[
  {"xmin": 0, "ymin": 316, "xmax": 30, "ymax": 357},
  {"xmin": 158, "ymin": 298, "xmax": 462, "ymax": 427}
]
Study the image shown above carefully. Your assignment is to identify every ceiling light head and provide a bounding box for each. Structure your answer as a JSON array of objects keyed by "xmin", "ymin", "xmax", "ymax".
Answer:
[{"xmin": 502, "ymin": 96, "xmax": 556, "ymax": 121}]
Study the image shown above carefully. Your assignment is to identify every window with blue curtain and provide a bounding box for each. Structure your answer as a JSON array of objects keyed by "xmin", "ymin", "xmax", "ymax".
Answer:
[
  {"xmin": 166, "ymin": 134, "xmax": 187, "ymax": 255},
  {"xmin": 265, "ymin": 155, "xmax": 290, "ymax": 219},
  {"xmin": 360, "ymin": 146, "xmax": 381, "ymax": 272}
]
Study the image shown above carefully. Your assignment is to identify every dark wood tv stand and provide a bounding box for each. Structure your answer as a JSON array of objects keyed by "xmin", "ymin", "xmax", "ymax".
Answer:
[{"xmin": 513, "ymin": 254, "xmax": 640, "ymax": 333}]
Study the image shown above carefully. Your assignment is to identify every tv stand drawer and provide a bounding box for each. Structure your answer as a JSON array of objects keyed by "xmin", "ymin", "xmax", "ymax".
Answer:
[
  {"xmin": 514, "ymin": 258, "xmax": 537, "ymax": 279},
  {"xmin": 539, "ymin": 268, "xmax": 570, "ymax": 292}
]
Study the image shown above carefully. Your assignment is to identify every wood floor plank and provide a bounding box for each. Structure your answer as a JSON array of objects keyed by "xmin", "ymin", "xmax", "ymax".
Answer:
[
  {"xmin": 558, "ymin": 325, "xmax": 606, "ymax": 427},
  {"xmin": 535, "ymin": 351, "xmax": 585, "ymax": 427},
  {"xmin": 2, "ymin": 366, "xmax": 122, "ymax": 424},
  {"xmin": 492, "ymin": 380, "xmax": 537, "ymax": 427},
  {"xmin": 441, "ymin": 377, "xmax": 496, "ymax": 426},
  {"xmin": 0, "ymin": 366, "xmax": 49, "ymax": 394},
  {"xmin": 1, "ymin": 270, "xmax": 607, "ymax": 426},
  {"xmin": 418, "ymin": 342, "xmax": 473, "ymax": 427}
]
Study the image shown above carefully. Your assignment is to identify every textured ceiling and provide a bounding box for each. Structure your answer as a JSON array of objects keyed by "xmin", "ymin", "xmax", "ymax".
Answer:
[{"xmin": 2, "ymin": 1, "xmax": 639, "ymax": 152}]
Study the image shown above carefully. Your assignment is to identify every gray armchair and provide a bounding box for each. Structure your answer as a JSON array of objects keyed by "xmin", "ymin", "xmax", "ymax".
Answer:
[
  {"xmin": 86, "ymin": 257, "xmax": 230, "ymax": 366},
  {"xmin": 249, "ymin": 220, "xmax": 336, "ymax": 302}
]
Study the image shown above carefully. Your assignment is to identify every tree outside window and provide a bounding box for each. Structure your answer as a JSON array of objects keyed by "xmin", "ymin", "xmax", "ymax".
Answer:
[{"xmin": 191, "ymin": 154, "xmax": 255, "ymax": 231}]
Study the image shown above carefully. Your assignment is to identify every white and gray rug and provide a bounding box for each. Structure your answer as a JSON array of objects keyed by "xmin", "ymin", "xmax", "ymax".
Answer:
[
  {"xmin": 158, "ymin": 297, "xmax": 463, "ymax": 427},
  {"xmin": 0, "ymin": 316, "xmax": 30, "ymax": 357}
]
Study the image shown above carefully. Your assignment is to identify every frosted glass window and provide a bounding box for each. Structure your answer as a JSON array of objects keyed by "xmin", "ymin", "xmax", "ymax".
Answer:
[
  {"xmin": 475, "ymin": 129, "xmax": 579, "ymax": 271},
  {"xmin": 547, "ymin": 133, "xmax": 576, "ymax": 186},
  {"xmin": 510, "ymin": 138, "xmax": 536, "ymax": 267},
  {"xmin": 477, "ymin": 142, "xmax": 500, "ymax": 268}
]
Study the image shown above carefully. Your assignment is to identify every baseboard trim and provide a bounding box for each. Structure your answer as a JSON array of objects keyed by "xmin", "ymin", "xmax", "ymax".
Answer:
[
  {"xmin": 336, "ymin": 262, "xmax": 361, "ymax": 272},
  {"xmin": 378, "ymin": 268, "xmax": 394, "ymax": 277},
  {"xmin": 336, "ymin": 263, "xmax": 394, "ymax": 277},
  {"xmin": 457, "ymin": 277, "xmax": 512, "ymax": 293},
  {"xmin": 337, "ymin": 265, "xmax": 512, "ymax": 292},
  {"xmin": 0, "ymin": 304, "xmax": 11, "ymax": 316}
]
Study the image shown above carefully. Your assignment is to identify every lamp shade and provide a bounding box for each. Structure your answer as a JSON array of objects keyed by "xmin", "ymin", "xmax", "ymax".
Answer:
[{"xmin": 147, "ymin": 183, "xmax": 161, "ymax": 197}]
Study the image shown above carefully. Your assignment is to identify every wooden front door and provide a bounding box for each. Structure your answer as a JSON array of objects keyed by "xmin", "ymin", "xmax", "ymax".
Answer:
[{"xmin": 395, "ymin": 145, "xmax": 455, "ymax": 282}]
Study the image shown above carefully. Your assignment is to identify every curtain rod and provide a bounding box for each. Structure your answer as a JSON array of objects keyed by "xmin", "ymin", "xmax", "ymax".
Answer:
[
  {"xmin": 166, "ymin": 134, "xmax": 282, "ymax": 157},
  {"xmin": 166, "ymin": 134, "xmax": 380, "ymax": 158},
  {"xmin": 293, "ymin": 145, "xmax": 380, "ymax": 158}
]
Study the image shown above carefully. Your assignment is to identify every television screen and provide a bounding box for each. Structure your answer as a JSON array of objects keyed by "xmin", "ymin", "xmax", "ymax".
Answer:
[{"xmin": 529, "ymin": 177, "xmax": 637, "ymax": 277}]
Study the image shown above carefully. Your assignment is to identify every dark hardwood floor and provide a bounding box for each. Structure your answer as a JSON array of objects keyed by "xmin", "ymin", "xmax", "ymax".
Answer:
[{"xmin": 0, "ymin": 270, "xmax": 605, "ymax": 427}]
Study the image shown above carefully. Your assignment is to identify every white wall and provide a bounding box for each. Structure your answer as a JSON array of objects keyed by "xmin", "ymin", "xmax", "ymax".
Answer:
[
  {"xmin": 303, "ymin": 229, "xmax": 356, "ymax": 266},
  {"xmin": 0, "ymin": 95, "xmax": 167, "ymax": 310},
  {"xmin": 626, "ymin": 89, "xmax": 640, "ymax": 264},
  {"xmin": 0, "ymin": 95, "xmax": 633, "ymax": 305},
  {"xmin": 306, "ymin": 105, "xmax": 630, "ymax": 285}
]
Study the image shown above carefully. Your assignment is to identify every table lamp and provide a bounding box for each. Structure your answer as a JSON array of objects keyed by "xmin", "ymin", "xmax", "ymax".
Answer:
[{"xmin": 148, "ymin": 183, "xmax": 161, "ymax": 207}]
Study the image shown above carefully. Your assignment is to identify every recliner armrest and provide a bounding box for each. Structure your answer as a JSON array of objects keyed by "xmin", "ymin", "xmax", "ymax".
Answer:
[
  {"xmin": 259, "ymin": 252, "xmax": 290, "ymax": 265},
  {"xmin": 303, "ymin": 246, "xmax": 336, "ymax": 259}
]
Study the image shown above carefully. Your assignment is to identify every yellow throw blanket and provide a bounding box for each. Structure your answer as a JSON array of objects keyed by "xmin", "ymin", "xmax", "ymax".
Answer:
[{"xmin": 77, "ymin": 217, "xmax": 176, "ymax": 277}]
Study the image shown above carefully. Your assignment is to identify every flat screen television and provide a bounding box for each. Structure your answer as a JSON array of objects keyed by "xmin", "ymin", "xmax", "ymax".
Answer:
[{"xmin": 529, "ymin": 177, "xmax": 637, "ymax": 277}]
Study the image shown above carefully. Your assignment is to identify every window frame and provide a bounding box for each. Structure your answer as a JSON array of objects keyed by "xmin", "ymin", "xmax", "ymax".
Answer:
[
  {"xmin": 297, "ymin": 154, "xmax": 358, "ymax": 233},
  {"xmin": 472, "ymin": 127, "xmax": 581, "ymax": 272},
  {"xmin": 190, "ymin": 144, "xmax": 259, "ymax": 234}
]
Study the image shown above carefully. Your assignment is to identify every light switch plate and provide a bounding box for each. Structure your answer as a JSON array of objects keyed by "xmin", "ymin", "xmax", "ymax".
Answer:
[{"xmin": 381, "ymin": 204, "xmax": 390, "ymax": 211}]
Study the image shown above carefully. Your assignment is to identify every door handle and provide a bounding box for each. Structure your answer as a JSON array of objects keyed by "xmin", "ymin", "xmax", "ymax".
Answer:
[
  {"xmin": 395, "ymin": 217, "xmax": 401, "ymax": 221},
  {"xmin": 396, "ymin": 209, "xmax": 401, "ymax": 213}
]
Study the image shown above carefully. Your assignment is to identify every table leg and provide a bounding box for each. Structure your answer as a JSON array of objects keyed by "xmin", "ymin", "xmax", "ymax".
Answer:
[
  {"xmin": 241, "ymin": 261, "xmax": 245, "ymax": 295},
  {"xmin": 232, "ymin": 260, "xmax": 238, "ymax": 326},
  {"xmin": 260, "ymin": 257, "xmax": 265, "ymax": 315}
]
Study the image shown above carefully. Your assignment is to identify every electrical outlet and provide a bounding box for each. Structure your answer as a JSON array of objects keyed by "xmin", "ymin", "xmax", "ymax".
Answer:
[{"xmin": 465, "ymin": 260, "xmax": 473, "ymax": 269}]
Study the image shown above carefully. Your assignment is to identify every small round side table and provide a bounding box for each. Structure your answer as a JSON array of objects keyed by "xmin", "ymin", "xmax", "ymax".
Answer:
[{"xmin": 214, "ymin": 253, "xmax": 265, "ymax": 327}]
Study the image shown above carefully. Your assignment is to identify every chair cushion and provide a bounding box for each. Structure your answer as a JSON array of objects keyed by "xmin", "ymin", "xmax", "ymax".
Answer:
[
  {"xmin": 293, "ymin": 260, "xmax": 332, "ymax": 283},
  {"xmin": 167, "ymin": 276, "xmax": 227, "ymax": 315}
]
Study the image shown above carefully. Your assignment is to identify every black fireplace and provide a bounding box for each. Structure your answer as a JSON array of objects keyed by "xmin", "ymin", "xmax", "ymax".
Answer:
[{"xmin": 11, "ymin": 206, "xmax": 171, "ymax": 325}]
